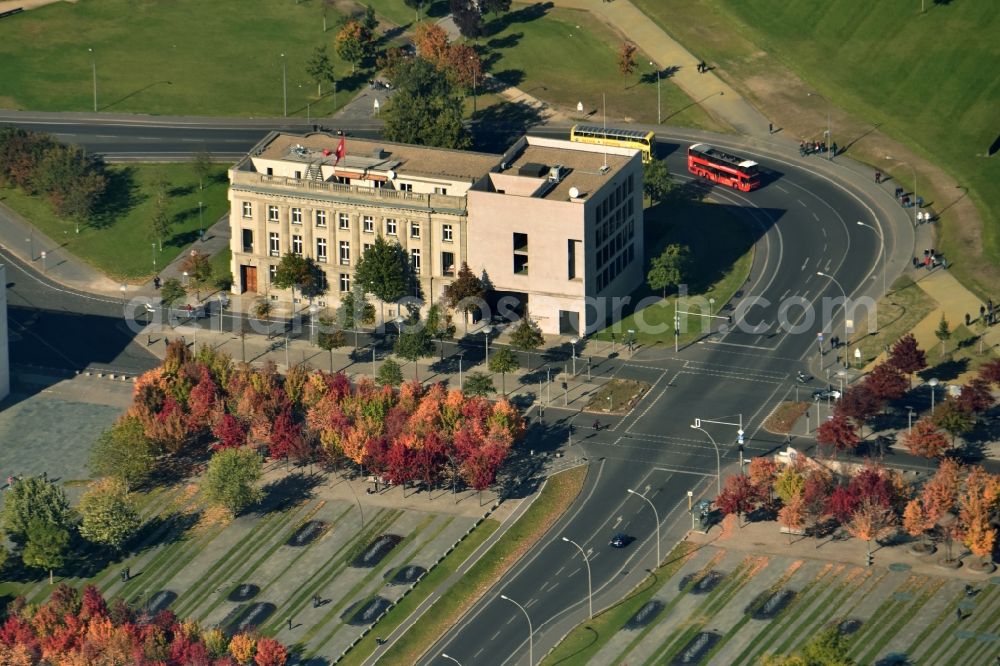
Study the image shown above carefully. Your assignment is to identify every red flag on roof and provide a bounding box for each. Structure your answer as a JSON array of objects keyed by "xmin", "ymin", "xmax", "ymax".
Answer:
[{"xmin": 334, "ymin": 137, "xmax": 346, "ymax": 165}]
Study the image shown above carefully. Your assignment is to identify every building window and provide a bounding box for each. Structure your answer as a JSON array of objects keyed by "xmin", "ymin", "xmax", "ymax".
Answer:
[
  {"xmin": 339, "ymin": 213, "xmax": 350, "ymax": 230},
  {"xmin": 411, "ymin": 248, "xmax": 421, "ymax": 274},
  {"xmin": 442, "ymin": 251, "xmax": 455, "ymax": 277},
  {"xmin": 269, "ymin": 232, "xmax": 280, "ymax": 256},
  {"xmin": 292, "ymin": 234, "xmax": 303, "ymax": 256},
  {"xmin": 316, "ymin": 210, "xmax": 327, "ymax": 227},
  {"xmin": 363, "ymin": 216, "xmax": 374, "ymax": 233},
  {"xmin": 386, "ymin": 218, "xmax": 397, "ymax": 235},
  {"xmin": 363, "ymin": 243, "xmax": 373, "ymax": 254},
  {"xmin": 340, "ymin": 273, "xmax": 351, "ymax": 292},
  {"xmin": 267, "ymin": 205, "xmax": 279, "ymax": 222},
  {"xmin": 442, "ymin": 224, "xmax": 453, "ymax": 242},
  {"xmin": 434, "ymin": 186, "xmax": 448, "ymax": 195},
  {"xmin": 291, "ymin": 207, "xmax": 302, "ymax": 224},
  {"xmin": 339, "ymin": 241, "xmax": 350, "ymax": 265},
  {"xmin": 269, "ymin": 265, "xmax": 277, "ymax": 283},
  {"xmin": 242, "ymin": 202, "xmax": 252, "ymax": 218},
  {"xmin": 241, "ymin": 229, "xmax": 254, "ymax": 253},
  {"xmin": 294, "ymin": 170, "xmax": 302, "ymax": 180},
  {"xmin": 400, "ymin": 183, "xmax": 413, "ymax": 192},
  {"xmin": 513, "ymin": 232, "xmax": 529, "ymax": 275},
  {"xmin": 317, "ymin": 238, "xmax": 327, "ymax": 262},
  {"xmin": 410, "ymin": 222, "xmax": 420, "ymax": 239}
]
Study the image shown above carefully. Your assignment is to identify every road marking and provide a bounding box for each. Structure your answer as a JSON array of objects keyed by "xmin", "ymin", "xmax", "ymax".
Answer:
[
  {"xmin": 774, "ymin": 184, "xmax": 789, "ymax": 193},
  {"xmin": 812, "ymin": 212, "xmax": 820, "ymax": 221},
  {"xmin": 823, "ymin": 243, "xmax": 827, "ymax": 253},
  {"xmin": 555, "ymin": 566, "xmax": 565, "ymax": 576},
  {"xmin": 797, "ymin": 199, "xmax": 808, "ymax": 208},
  {"xmin": 569, "ymin": 567, "xmax": 580, "ymax": 577},
  {"xmin": 506, "ymin": 616, "xmax": 514, "ymax": 625},
  {"xmin": 548, "ymin": 582, "xmax": 559, "ymax": 593},
  {"xmin": 780, "ymin": 289, "xmax": 790, "ymax": 299},
  {"xmin": 525, "ymin": 599, "xmax": 537, "ymax": 608},
  {"xmin": 491, "ymin": 630, "xmax": 501, "ymax": 641},
  {"xmin": 653, "ymin": 466, "xmax": 724, "ymax": 477},
  {"xmin": 800, "ymin": 257, "xmax": 810, "ymax": 271},
  {"xmin": 822, "ymin": 227, "xmax": 827, "ymax": 238},
  {"xmin": 475, "ymin": 648, "xmax": 485, "ymax": 658},
  {"xmin": 802, "ymin": 290, "xmax": 810, "ymax": 299}
]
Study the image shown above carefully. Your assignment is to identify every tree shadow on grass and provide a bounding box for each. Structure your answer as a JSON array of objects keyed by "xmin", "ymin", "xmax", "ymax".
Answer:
[
  {"xmin": 168, "ymin": 184, "xmax": 195, "ymax": 198},
  {"xmin": 257, "ymin": 470, "xmax": 323, "ymax": 515},
  {"xmin": 91, "ymin": 166, "xmax": 143, "ymax": 229},
  {"xmin": 546, "ymin": 626, "xmax": 599, "ymax": 666},
  {"xmin": 918, "ymin": 357, "xmax": 968, "ymax": 382},
  {"xmin": 486, "ymin": 1, "xmax": 553, "ymax": 36}
]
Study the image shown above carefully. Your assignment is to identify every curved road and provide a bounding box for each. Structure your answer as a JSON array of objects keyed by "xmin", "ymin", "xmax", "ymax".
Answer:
[{"xmin": 0, "ymin": 112, "xmax": 912, "ymax": 665}]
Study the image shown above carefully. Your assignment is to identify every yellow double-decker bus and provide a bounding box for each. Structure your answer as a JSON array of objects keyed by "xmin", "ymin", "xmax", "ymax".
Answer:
[{"xmin": 569, "ymin": 125, "xmax": 655, "ymax": 163}]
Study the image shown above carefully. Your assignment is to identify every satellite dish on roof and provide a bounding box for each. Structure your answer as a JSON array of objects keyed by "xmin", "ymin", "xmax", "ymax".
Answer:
[
  {"xmin": 569, "ymin": 186, "xmax": 580, "ymax": 199},
  {"xmin": 387, "ymin": 170, "xmax": 396, "ymax": 180}
]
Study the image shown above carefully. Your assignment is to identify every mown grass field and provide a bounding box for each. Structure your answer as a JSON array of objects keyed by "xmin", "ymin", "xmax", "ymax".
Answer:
[
  {"xmin": 0, "ymin": 0, "xmax": 354, "ymax": 117},
  {"xmin": 0, "ymin": 162, "xmax": 230, "ymax": 281},
  {"xmin": 632, "ymin": 0, "xmax": 1000, "ymax": 300}
]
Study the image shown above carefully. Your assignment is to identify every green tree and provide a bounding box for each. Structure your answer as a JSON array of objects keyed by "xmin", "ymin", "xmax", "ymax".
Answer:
[
  {"xmin": 317, "ymin": 316, "xmax": 347, "ymax": 372},
  {"xmin": 362, "ymin": 3, "xmax": 379, "ymax": 33},
  {"xmin": 355, "ymin": 236, "xmax": 412, "ymax": 320},
  {"xmin": 482, "ymin": 0, "xmax": 512, "ymax": 17},
  {"xmin": 180, "ymin": 250, "xmax": 213, "ymax": 301},
  {"xmin": 337, "ymin": 286, "xmax": 377, "ymax": 348},
  {"xmin": 203, "ymin": 448, "xmax": 263, "ymax": 516},
  {"xmin": 403, "ymin": 0, "xmax": 425, "ymax": 21},
  {"xmin": 383, "ymin": 57, "xmax": 471, "ymax": 149},
  {"xmin": 934, "ymin": 399, "xmax": 974, "ymax": 445},
  {"xmin": 78, "ymin": 478, "xmax": 141, "ymax": 552},
  {"xmin": 273, "ymin": 252, "xmax": 326, "ymax": 306},
  {"xmin": 89, "ymin": 416, "xmax": 158, "ymax": 490},
  {"xmin": 444, "ymin": 262, "xmax": 486, "ymax": 332},
  {"xmin": 335, "ymin": 19, "xmax": 373, "ymax": 73},
  {"xmin": 463, "ymin": 371, "xmax": 495, "ymax": 397},
  {"xmin": 394, "ymin": 319, "xmax": 436, "ymax": 379},
  {"xmin": 759, "ymin": 626, "xmax": 855, "ymax": 666},
  {"xmin": 935, "ymin": 313, "xmax": 951, "ymax": 355},
  {"xmin": 510, "ymin": 313, "xmax": 544, "ymax": 369},
  {"xmin": 193, "ymin": 146, "xmax": 213, "ymax": 191},
  {"xmin": 23, "ymin": 518, "xmax": 70, "ymax": 585},
  {"xmin": 377, "ymin": 358, "xmax": 404, "ymax": 387},
  {"xmin": 305, "ymin": 45, "xmax": 336, "ymax": 96},
  {"xmin": 160, "ymin": 278, "xmax": 186, "ymax": 308},
  {"xmin": 643, "ymin": 158, "xmax": 672, "ymax": 204},
  {"xmin": 647, "ymin": 243, "xmax": 690, "ymax": 298},
  {"xmin": 2, "ymin": 476, "xmax": 73, "ymax": 546},
  {"xmin": 149, "ymin": 178, "xmax": 171, "ymax": 251},
  {"xmin": 488, "ymin": 346, "xmax": 519, "ymax": 394},
  {"xmin": 426, "ymin": 305, "xmax": 456, "ymax": 360}
]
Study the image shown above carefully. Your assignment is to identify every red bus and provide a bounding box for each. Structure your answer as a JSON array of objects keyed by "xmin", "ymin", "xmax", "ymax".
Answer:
[{"xmin": 687, "ymin": 143, "xmax": 761, "ymax": 192}]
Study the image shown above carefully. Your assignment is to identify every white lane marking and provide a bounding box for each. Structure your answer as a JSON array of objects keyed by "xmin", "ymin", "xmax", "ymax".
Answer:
[
  {"xmin": 797, "ymin": 199, "xmax": 808, "ymax": 208},
  {"xmin": 822, "ymin": 227, "xmax": 828, "ymax": 238},
  {"xmin": 525, "ymin": 598, "xmax": 537, "ymax": 608},
  {"xmin": 555, "ymin": 566, "xmax": 565, "ymax": 576},
  {"xmin": 800, "ymin": 257, "xmax": 810, "ymax": 271},
  {"xmin": 802, "ymin": 290, "xmax": 810, "ymax": 299},
  {"xmin": 775, "ymin": 184, "xmax": 789, "ymax": 193},
  {"xmin": 780, "ymin": 289, "xmax": 790, "ymax": 299},
  {"xmin": 475, "ymin": 648, "xmax": 485, "ymax": 658},
  {"xmin": 812, "ymin": 212, "xmax": 820, "ymax": 221},
  {"xmin": 491, "ymin": 630, "xmax": 501, "ymax": 641}
]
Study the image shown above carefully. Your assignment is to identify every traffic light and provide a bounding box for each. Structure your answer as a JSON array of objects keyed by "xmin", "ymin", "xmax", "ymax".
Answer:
[
  {"xmin": 727, "ymin": 315, "xmax": 733, "ymax": 325},
  {"xmin": 866, "ymin": 552, "xmax": 873, "ymax": 567}
]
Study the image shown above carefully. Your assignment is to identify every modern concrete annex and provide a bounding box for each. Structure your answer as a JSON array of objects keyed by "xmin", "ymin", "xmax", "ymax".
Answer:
[{"xmin": 228, "ymin": 131, "xmax": 644, "ymax": 335}]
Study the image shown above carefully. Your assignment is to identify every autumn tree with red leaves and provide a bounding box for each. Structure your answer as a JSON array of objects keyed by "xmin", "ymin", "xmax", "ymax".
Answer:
[
  {"xmin": 816, "ymin": 414, "xmax": 860, "ymax": 452},
  {"xmin": 835, "ymin": 385, "xmax": 882, "ymax": 436},
  {"xmin": 825, "ymin": 484, "xmax": 859, "ymax": 524},
  {"xmin": 864, "ymin": 363, "xmax": 908, "ymax": 404},
  {"xmin": 212, "ymin": 413, "xmax": 248, "ymax": 450},
  {"xmin": 902, "ymin": 417, "xmax": 950, "ymax": 458},
  {"xmin": 888, "ymin": 333, "xmax": 927, "ymax": 387},
  {"xmin": 715, "ymin": 474, "xmax": 760, "ymax": 526},
  {"xmin": 254, "ymin": 637, "xmax": 288, "ymax": 666},
  {"xmin": 978, "ymin": 358, "xmax": 1000, "ymax": 386},
  {"xmin": 956, "ymin": 378, "xmax": 995, "ymax": 415}
]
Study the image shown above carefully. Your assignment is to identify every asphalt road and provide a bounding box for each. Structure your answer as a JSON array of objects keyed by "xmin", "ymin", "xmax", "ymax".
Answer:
[{"xmin": 0, "ymin": 112, "xmax": 907, "ymax": 664}]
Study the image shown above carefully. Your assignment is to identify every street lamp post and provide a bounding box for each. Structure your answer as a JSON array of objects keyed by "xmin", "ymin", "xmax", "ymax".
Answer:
[
  {"xmin": 470, "ymin": 56, "xmax": 478, "ymax": 116},
  {"xmin": 570, "ymin": 336, "xmax": 578, "ymax": 376},
  {"xmin": 561, "ymin": 536, "xmax": 592, "ymax": 619},
  {"xmin": 198, "ymin": 201, "xmax": 204, "ymax": 242},
  {"xmin": 309, "ymin": 303, "xmax": 319, "ymax": 342},
  {"xmin": 441, "ymin": 654, "xmax": 462, "ymax": 666},
  {"xmin": 119, "ymin": 283, "xmax": 127, "ymax": 305},
  {"xmin": 281, "ymin": 53, "xmax": 287, "ymax": 117},
  {"xmin": 928, "ymin": 378, "xmax": 939, "ymax": 414},
  {"xmin": 857, "ymin": 221, "xmax": 886, "ymax": 303},
  {"xmin": 484, "ymin": 325, "xmax": 492, "ymax": 365},
  {"xmin": 649, "ymin": 61, "xmax": 661, "ymax": 124},
  {"xmin": 886, "ymin": 156, "xmax": 918, "ymax": 226},
  {"xmin": 907, "ymin": 406, "xmax": 915, "ymax": 434},
  {"xmin": 817, "ymin": 271, "xmax": 850, "ymax": 346},
  {"xmin": 88, "ymin": 48, "xmax": 97, "ymax": 112},
  {"xmin": 499, "ymin": 594, "xmax": 533, "ymax": 666},
  {"xmin": 627, "ymin": 488, "xmax": 660, "ymax": 566},
  {"xmin": 152, "ymin": 242, "xmax": 157, "ymax": 272},
  {"xmin": 690, "ymin": 425, "xmax": 722, "ymax": 496},
  {"xmin": 808, "ymin": 92, "xmax": 832, "ymax": 160},
  {"xmin": 458, "ymin": 351, "xmax": 465, "ymax": 388}
]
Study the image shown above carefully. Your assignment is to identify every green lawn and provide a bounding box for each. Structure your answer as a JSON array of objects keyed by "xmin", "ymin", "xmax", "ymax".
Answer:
[
  {"xmin": 477, "ymin": 5, "xmax": 724, "ymax": 130},
  {"xmin": 632, "ymin": 0, "xmax": 1000, "ymax": 299},
  {"xmin": 0, "ymin": 162, "xmax": 230, "ymax": 281},
  {"xmin": 592, "ymin": 198, "xmax": 755, "ymax": 345},
  {"xmin": 0, "ymin": 0, "xmax": 360, "ymax": 117}
]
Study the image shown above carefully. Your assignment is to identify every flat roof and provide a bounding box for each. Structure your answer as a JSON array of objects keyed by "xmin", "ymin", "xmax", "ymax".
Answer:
[
  {"xmin": 505, "ymin": 142, "xmax": 632, "ymax": 200},
  {"xmin": 255, "ymin": 132, "xmax": 500, "ymax": 182}
]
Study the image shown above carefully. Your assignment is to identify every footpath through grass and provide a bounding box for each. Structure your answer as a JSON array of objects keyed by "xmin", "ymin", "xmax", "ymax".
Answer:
[
  {"xmin": 591, "ymin": 198, "xmax": 754, "ymax": 346},
  {"xmin": 633, "ymin": 0, "xmax": 1000, "ymax": 301},
  {"xmin": 0, "ymin": 0, "xmax": 357, "ymax": 117},
  {"xmin": 375, "ymin": 465, "xmax": 588, "ymax": 665},
  {"xmin": 0, "ymin": 162, "xmax": 230, "ymax": 281}
]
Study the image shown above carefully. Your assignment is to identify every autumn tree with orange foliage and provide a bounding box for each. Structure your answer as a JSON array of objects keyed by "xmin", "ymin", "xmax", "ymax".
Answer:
[
  {"xmin": 959, "ymin": 467, "xmax": 999, "ymax": 560},
  {"xmin": 846, "ymin": 498, "xmax": 897, "ymax": 565},
  {"xmin": 902, "ymin": 417, "xmax": 951, "ymax": 458},
  {"xmin": 778, "ymin": 493, "xmax": 807, "ymax": 544},
  {"xmin": 747, "ymin": 457, "xmax": 779, "ymax": 508},
  {"xmin": 229, "ymin": 633, "xmax": 256, "ymax": 664}
]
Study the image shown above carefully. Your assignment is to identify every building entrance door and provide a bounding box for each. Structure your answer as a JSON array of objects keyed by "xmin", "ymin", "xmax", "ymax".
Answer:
[{"xmin": 241, "ymin": 265, "xmax": 258, "ymax": 293}]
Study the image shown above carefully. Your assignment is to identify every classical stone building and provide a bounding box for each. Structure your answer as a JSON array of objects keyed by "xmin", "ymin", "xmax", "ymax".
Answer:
[{"xmin": 228, "ymin": 131, "xmax": 643, "ymax": 335}]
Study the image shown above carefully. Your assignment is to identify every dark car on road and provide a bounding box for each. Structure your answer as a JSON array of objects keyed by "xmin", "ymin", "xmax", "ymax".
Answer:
[
  {"xmin": 812, "ymin": 388, "xmax": 841, "ymax": 401},
  {"xmin": 610, "ymin": 533, "xmax": 629, "ymax": 548}
]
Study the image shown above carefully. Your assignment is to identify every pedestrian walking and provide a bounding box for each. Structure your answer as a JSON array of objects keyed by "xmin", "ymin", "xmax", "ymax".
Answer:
[
  {"xmin": 768, "ymin": 122, "xmax": 773, "ymax": 134},
  {"xmin": 981, "ymin": 305, "xmax": 987, "ymax": 320},
  {"xmin": 875, "ymin": 171, "xmax": 882, "ymax": 184},
  {"xmin": 956, "ymin": 607, "xmax": 963, "ymax": 622},
  {"xmin": 287, "ymin": 617, "xmax": 293, "ymax": 630},
  {"xmin": 966, "ymin": 313, "xmax": 972, "ymax": 326}
]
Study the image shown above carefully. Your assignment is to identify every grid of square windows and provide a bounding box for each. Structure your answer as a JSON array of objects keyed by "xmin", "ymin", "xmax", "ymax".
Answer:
[
  {"xmin": 291, "ymin": 207, "xmax": 302, "ymax": 224},
  {"xmin": 339, "ymin": 241, "xmax": 350, "ymax": 265},
  {"xmin": 340, "ymin": 213, "xmax": 350, "ymax": 230},
  {"xmin": 386, "ymin": 218, "xmax": 397, "ymax": 235},
  {"xmin": 267, "ymin": 205, "xmax": 279, "ymax": 222},
  {"xmin": 316, "ymin": 238, "xmax": 327, "ymax": 262},
  {"xmin": 363, "ymin": 216, "xmax": 374, "ymax": 233},
  {"xmin": 316, "ymin": 210, "xmax": 327, "ymax": 227},
  {"xmin": 292, "ymin": 234, "xmax": 303, "ymax": 256}
]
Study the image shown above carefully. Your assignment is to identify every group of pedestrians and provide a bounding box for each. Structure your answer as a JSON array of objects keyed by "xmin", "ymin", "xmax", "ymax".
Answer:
[
  {"xmin": 799, "ymin": 141, "xmax": 836, "ymax": 156},
  {"xmin": 913, "ymin": 248, "xmax": 947, "ymax": 270}
]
